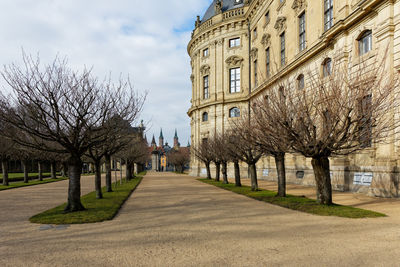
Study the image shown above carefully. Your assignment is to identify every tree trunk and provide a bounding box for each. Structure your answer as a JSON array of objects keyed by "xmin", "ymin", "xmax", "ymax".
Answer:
[
  {"xmin": 64, "ymin": 156, "xmax": 85, "ymax": 212},
  {"xmin": 274, "ymin": 152, "xmax": 286, "ymax": 197},
  {"xmin": 51, "ymin": 161, "xmax": 57, "ymax": 179},
  {"xmin": 61, "ymin": 162, "xmax": 68, "ymax": 178},
  {"xmin": 105, "ymin": 153, "xmax": 112, "ymax": 192},
  {"xmin": 205, "ymin": 162, "xmax": 211, "ymax": 179},
  {"xmin": 249, "ymin": 162, "xmax": 258, "ymax": 191},
  {"xmin": 38, "ymin": 161, "xmax": 43, "ymax": 181},
  {"xmin": 22, "ymin": 160, "xmax": 29, "ymax": 183},
  {"xmin": 126, "ymin": 160, "xmax": 133, "ymax": 181},
  {"xmin": 2, "ymin": 159, "xmax": 9, "ymax": 186},
  {"xmin": 222, "ymin": 161, "xmax": 228, "ymax": 184},
  {"xmin": 94, "ymin": 160, "xmax": 103, "ymax": 199},
  {"xmin": 234, "ymin": 161, "xmax": 241, "ymax": 186},
  {"xmin": 215, "ymin": 162, "xmax": 221, "ymax": 182},
  {"xmin": 311, "ymin": 156, "xmax": 332, "ymax": 205}
]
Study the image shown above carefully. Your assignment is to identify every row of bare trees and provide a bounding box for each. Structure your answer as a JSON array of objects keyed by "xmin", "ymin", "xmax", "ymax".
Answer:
[
  {"xmin": 0, "ymin": 54, "xmax": 147, "ymax": 212},
  {"xmin": 194, "ymin": 53, "xmax": 399, "ymax": 205}
]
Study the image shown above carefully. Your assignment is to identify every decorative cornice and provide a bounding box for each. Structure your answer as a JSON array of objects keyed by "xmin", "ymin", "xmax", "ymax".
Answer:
[
  {"xmin": 250, "ymin": 48, "xmax": 258, "ymax": 59},
  {"xmin": 274, "ymin": 17, "xmax": 287, "ymax": 33},
  {"xmin": 200, "ymin": 65, "xmax": 210, "ymax": 75},
  {"xmin": 225, "ymin": 55, "xmax": 244, "ymax": 67},
  {"xmin": 261, "ymin": 33, "xmax": 271, "ymax": 47},
  {"xmin": 292, "ymin": 0, "xmax": 307, "ymax": 14}
]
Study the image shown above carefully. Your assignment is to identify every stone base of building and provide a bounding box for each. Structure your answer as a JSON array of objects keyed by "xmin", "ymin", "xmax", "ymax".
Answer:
[{"xmin": 190, "ymin": 158, "xmax": 400, "ymax": 198}]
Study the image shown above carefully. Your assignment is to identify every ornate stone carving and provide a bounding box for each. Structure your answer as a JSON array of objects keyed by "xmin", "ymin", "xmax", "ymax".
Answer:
[
  {"xmin": 195, "ymin": 16, "xmax": 201, "ymax": 28},
  {"xmin": 225, "ymin": 55, "xmax": 244, "ymax": 66},
  {"xmin": 200, "ymin": 65, "xmax": 210, "ymax": 75},
  {"xmin": 274, "ymin": 17, "xmax": 287, "ymax": 33},
  {"xmin": 292, "ymin": 0, "xmax": 307, "ymax": 14},
  {"xmin": 261, "ymin": 33, "xmax": 271, "ymax": 47},
  {"xmin": 250, "ymin": 48, "xmax": 258, "ymax": 59},
  {"xmin": 215, "ymin": 0, "xmax": 223, "ymax": 14}
]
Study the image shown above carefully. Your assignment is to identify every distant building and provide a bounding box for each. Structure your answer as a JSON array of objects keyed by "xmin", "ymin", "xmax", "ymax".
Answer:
[{"xmin": 148, "ymin": 129, "xmax": 190, "ymax": 171}]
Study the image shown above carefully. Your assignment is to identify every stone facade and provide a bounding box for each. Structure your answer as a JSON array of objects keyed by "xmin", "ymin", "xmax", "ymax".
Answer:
[{"xmin": 187, "ymin": 0, "xmax": 400, "ymax": 197}]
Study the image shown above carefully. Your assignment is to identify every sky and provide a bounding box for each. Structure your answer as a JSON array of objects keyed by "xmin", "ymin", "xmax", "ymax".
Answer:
[{"xmin": 0, "ymin": 0, "xmax": 213, "ymax": 146}]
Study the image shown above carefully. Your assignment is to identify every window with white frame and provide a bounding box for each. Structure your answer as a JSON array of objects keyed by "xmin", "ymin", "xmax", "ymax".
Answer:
[
  {"xmin": 203, "ymin": 48, "xmax": 209, "ymax": 57},
  {"xmin": 229, "ymin": 68, "xmax": 241, "ymax": 93},
  {"xmin": 229, "ymin": 107, "xmax": 240, "ymax": 118},
  {"xmin": 358, "ymin": 30, "xmax": 372, "ymax": 56},
  {"xmin": 297, "ymin": 74, "xmax": 305, "ymax": 90},
  {"xmin": 324, "ymin": 0, "xmax": 333, "ymax": 31},
  {"xmin": 266, "ymin": 47, "xmax": 270, "ymax": 77},
  {"xmin": 229, "ymin": 37, "xmax": 241, "ymax": 48},
  {"xmin": 202, "ymin": 112, "xmax": 208, "ymax": 122},
  {"xmin": 322, "ymin": 58, "xmax": 332, "ymax": 77},
  {"xmin": 280, "ymin": 32, "xmax": 285, "ymax": 67},
  {"xmin": 299, "ymin": 12, "xmax": 306, "ymax": 52},
  {"xmin": 203, "ymin": 75, "xmax": 209, "ymax": 99}
]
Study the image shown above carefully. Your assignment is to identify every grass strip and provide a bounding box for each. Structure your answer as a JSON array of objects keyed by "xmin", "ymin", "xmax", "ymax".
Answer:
[
  {"xmin": 0, "ymin": 178, "xmax": 68, "ymax": 191},
  {"xmin": 0, "ymin": 173, "xmax": 60, "ymax": 183},
  {"xmin": 30, "ymin": 172, "xmax": 145, "ymax": 224},
  {"xmin": 198, "ymin": 179, "xmax": 386, "ymax": 218}
]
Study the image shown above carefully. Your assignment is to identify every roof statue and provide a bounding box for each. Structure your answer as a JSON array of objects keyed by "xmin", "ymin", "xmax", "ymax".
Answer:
[{"xmin": 201, "ymin": 0, "xmax": 245, "ymax": 22}]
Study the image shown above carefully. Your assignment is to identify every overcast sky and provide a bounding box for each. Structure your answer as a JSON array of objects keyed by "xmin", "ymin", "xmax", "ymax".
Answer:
[{"xmin": 0, "ymin": 0, "xmax": 213, "ymax": 146}]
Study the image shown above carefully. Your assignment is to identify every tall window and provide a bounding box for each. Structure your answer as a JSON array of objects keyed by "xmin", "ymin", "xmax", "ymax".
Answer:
[
  {"xmin": 265, "ymin": 11, "xmax": 270, "ymax": 24},
  {"xmin": 203, "ymin": 48, "xmax": 209, "ymax": 57},
  {"xmin": 253, "ymin": 27, "xmax": 257, "ymax": 39},
  {"xmin": 229, "ymin": 38, "xmax": 241, "ymax": 48},
  {"xmin": 254, "ymin": 60, "xmax": 258, "ymax": 88},
  {"xmin": 358, "ymin": 30, "xmax": 372, "ymax": 56},
  {"xmin": 322, "ymin": 58, "xmax": 332, "ymax": 77},
  {"xmin": 203, "ymin": 75, "xmax": 209, "ymax": 99},
  {"xmin": 299, "ymin": 13, "xmax": 306, "ymax": 52},
  {"xmin": 202, "ymin": 112, "xmax": 208, "ymax": 122},
  {"xmin": 230, "ymin": 68, "xmax": 241, "ymax": 93},
  {"xmin": 266, "ymin": 47, "xmax": 270, "ymax": 77},
  {"xmin": 324, "ymin": 0, "xmax": 333, "ymax": 31},
  {"xmin": 229, "ymin": 107, "xmax": 240, "ymax": 118},
  {"xmin": 280, "ymin": 32, "xmax": 285, "ymax": 67},
  {"xmin": 297, "ymin": 74, "xmax": 305, "ymax": 90}
]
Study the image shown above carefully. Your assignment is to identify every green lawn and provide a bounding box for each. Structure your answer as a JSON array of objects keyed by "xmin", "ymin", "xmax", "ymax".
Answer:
[
  {"xmin": 0, "ymin": 173, "xmax": 60, "ymax": 183},
  {"xmin": 30, "ymin": 172, "xmax": 146, "ymax": 224},
  {"xmin": 0, "ymin": 178, "xmax": 68, "ymax": 191},
  {"xmin": 198, "ymin": 179, "xmax": 386, "ymax": 218}
]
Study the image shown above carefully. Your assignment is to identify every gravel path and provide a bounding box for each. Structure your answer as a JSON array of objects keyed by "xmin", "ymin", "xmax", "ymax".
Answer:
[{"xmin": 1, "ymin": 172, "xmax": 400, "ymax": 266}]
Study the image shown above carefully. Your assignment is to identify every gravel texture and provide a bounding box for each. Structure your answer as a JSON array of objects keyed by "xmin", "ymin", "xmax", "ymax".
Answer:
[{"xmin": 1, "ymin": 172, "xmax": 400, "ymax": 267}]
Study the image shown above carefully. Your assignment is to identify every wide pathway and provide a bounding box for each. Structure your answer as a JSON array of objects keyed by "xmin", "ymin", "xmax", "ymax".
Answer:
[{"xmin": 1, "ymin": 172, "xmax": 400, "ymax": 266}]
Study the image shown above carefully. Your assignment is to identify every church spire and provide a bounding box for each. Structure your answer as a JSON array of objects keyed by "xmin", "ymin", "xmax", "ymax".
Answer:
[
  {"xmin": 173, "ymin": 129, "xmax": 179, "ymax": 147},
  {"xmin": 159, "ymin": 128, "xmax": 164, "ymax": 147}
]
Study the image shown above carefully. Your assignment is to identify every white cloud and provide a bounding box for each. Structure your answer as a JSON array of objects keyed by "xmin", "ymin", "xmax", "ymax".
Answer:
[{"xmin": 0, "ymin": 0, "xmax": 213, "ymax": 145}]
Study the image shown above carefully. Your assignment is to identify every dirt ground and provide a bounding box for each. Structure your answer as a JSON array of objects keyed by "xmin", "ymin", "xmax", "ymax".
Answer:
[{"xmin": 1, "ymin": 172, "xmax": 400, "ymax": 267}]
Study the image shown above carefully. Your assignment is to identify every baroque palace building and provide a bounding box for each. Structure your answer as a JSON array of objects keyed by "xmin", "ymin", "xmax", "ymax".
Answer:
[{"xmin": 187, "ymin": 0, "xmax": 400, "ymax": 197}]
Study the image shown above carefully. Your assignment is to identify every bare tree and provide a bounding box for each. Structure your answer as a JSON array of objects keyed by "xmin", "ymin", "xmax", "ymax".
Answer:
[
  {"xmin": 252, "ymin": 94, "xmax": 291, "ymax": 197},
  {"xmin": 0, "ymin": 55, "xmax": 145, "ymax": 212},
  {"xmin": 192, "ymin": 138, "xmax": 213, "ymax": 179},
  {"xmin": 256, "ymin": 52, "xmax": 399, "ymax": 204},
  {"xmin": 169, "ymin": 148, "xmax": 190, "ymax": 173},
  {"xmin": 0, "ymin": 127, "xmax": 13, "ymax": 186},
  {"xmin": 225, "ymin": 132, "xmax": 242, "ymax": 186},
  {"xmin": 209, "ymin": 133, "xmax": 231, "ymax": 184},
  {"xmin": 120, "ymin": 134, "xmax": 149, "ymax": 180},
  {"xmin": 228, "ymin": 117, "xmax": 264, "ymax": 191}
]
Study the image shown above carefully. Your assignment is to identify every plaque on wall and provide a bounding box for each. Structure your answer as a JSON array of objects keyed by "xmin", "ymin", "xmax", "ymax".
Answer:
[
  {"xmin": 353, "ymin": 172, "xmax": 373, "ymax": 186},
  {"xmin": 262, "ymin": 169, "xmax": 269, "ymax": 177}
]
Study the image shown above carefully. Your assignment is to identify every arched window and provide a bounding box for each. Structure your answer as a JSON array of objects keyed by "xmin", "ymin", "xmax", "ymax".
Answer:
[
  {"xmin": 202, "ymin": 112, "xmax": 208, "ymax": 122},
  {"xmin": 358, "ymin": 30, "xmax": 372, "ymax": 56},
  {"xmin": 229, "ymin": 107, "xmax": 240, "ymax": 118},
  {"xmin": 297, "ymin": 74, "xmax": 305, "ymax": 90},
  {"xmin": 322, "ymin": 58, "xmax": 332, "ymax": 77}
]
